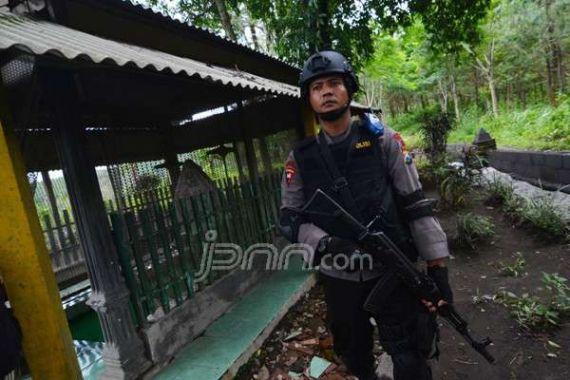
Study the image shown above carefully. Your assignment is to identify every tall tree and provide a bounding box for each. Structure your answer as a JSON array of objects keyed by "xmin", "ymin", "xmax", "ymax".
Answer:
[
  {"xmin": 213, "ymin": 0, "xmax": 237, "ymax": 40},
  {"xmin": 142, "ymin": 0, "xmax": 491, "ymax": 72}
]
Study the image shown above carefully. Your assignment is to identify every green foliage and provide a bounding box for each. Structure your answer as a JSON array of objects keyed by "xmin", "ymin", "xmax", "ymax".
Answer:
[
  {"xmin": 135, "ymin": 174, "xmax": 163, "ymax": 192},
  {"xmin": 370, "ymin": 0, "xmax": 491, "ymax": 53},
  {"xmin": 418, "ymin": 106, "xmax": 454, "ymax": 160},
  {"xmin": 497, "ymin": 273, "xmax": 570, "ymax": 331},
  {"xmin": 498, "ymin": 292, "xmax": 560, "ymax": 330},
  {"xmin": 543, "ymin": 273, "xmax": 570, "ymax": 316},
  {"xmin": 142, "ymin": 0, "xmax": 490, "ymax": 71},
  {"xmin": 449, "ymin": 97, "xmax": 570, "ymax": 150},
  {"xmin": 498, "ymin": 252, "xmax": 527, "ymax": 277},
  {"xmin": 485, "ymin": 177, "xmax": 569, "ymax": 241},
  {"xmin": 484, "ymin": 176, "xmax": 514, "ymax": 206},
  {"xmin": 438, "ymin": 165, "xmax": 473, "ymax": 209},
  {"xmin": 389, "ymin": 98, "xmax": 570, "ymax": 152},
  {"xmin": 521, "ymin": 196, "xmax": 569, "ymax": 241},
  {"xmin": 454, "ymin": 212, "xmax": 496, "ymax": 249}
]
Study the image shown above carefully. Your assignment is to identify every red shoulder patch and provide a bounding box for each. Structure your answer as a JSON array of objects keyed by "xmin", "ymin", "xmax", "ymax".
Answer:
[
  {"xmin": 393, "ymin": 132, "xmax": 407, "ymax": 151},
  {"xmin": 285, "ymin": 160, "xmax": 296, "ymax": 185},
  {"xmin": 394, "ymin": 132, "xmax": 414, "ymax": 165}
]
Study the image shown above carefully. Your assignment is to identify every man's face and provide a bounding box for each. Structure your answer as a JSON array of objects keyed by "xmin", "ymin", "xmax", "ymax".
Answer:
[{"xmin": 308, "ymin": 74, "xmax": 350, "ymax": 114}]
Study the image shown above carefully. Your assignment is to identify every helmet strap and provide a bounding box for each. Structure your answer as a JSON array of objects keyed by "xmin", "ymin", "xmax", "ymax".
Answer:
[{"xmin": 316, "ymin": 99, "xmax": 351, "ymax": 122}]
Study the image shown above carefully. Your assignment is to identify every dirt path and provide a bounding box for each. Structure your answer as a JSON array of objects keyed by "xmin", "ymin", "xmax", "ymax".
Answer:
[{"xmin": 235, "ymin": 197, "xmax": 570, "ymax": 380}]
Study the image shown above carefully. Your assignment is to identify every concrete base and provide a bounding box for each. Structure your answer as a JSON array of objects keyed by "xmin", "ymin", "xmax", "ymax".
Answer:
[
  {"xmin": 142, "ymin": 264, "xmax": 269, "ymax": 365},
  {"xmin": 151, "ymin": 257, "xmax": 315, "ymax": 380},
  {"xmin": 221, "ymin": 273, "xmax": 317, "ymax": 379}
]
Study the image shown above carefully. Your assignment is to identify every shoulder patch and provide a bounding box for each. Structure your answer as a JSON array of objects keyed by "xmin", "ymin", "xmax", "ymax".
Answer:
[
  {"xmin": 393, "ymin": 132, "xmax": 414, "ymax": 164},
  {"xmin": 284, "ymin": 159, "xmax": 297, "ymax": 185}
]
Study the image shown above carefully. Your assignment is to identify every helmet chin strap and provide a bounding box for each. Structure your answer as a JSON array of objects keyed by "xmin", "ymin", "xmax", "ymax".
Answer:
[{"xmin": 316, "ymin": 101, "xmax": 351, "ymax": 122}]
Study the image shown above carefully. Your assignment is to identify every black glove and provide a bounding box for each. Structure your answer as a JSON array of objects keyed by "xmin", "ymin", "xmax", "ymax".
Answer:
[{"xmin": 427, "ymin": 266, "xmax": 454, "ymax": 304}]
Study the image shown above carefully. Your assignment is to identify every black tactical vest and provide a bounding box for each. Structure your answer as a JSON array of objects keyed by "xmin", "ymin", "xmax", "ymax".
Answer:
[{"xmin": 294, "ymin": 123, "xmax": 418, "ymax": 260}]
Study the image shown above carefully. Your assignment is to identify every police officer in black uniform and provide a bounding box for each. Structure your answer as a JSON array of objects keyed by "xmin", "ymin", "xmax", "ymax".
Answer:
[{"xmin": 279, "ymin": 51, "xmax": 454, "ymax": 380}]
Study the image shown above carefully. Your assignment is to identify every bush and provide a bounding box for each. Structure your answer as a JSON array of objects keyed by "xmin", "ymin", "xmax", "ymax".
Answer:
[
  {"xmin": 521, "ymin": 197, "xmax": 569, "ymax": 241},
  {"xmin": 454, "ymin": 213, "xmax": 495, "ymax": 249},
  {"xmin": 484, "ymin": 176, "xmax": 514, "ymax": 206},
  {"xmin": 438, "ymin": 163, "xmax": 477, "ymax": 209},
  {"xmin": 418, "ymin": 105, "xmax": 454, "ymax": 164},
  {"xmin": 498, "ymin": 252, "xmax": 526, "ymax": 277}
]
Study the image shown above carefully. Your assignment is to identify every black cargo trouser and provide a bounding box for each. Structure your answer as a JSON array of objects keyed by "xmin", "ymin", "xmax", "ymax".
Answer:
[{"xmin": 321, "ymin": 273, "xmax": 434, "ymax": 380}]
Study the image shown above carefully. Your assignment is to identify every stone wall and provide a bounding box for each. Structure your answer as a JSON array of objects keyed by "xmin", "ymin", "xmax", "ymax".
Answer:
[
  {"xmin": 488, "ymin": 149, "xmax": 570, "ymax": 186},
  {"xmin": 447, "ymin": 144, "xmax": 570, "ymax": 187}
]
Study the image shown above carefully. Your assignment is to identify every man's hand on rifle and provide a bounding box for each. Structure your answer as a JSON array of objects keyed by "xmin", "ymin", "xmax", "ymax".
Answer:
[
  {"xmin": 422, "ymin": 259, "xmax": 453, "ymax": 313},
  {"xmin": 315, "ymin": 236, "xmax": 362, "ymax": 271}
]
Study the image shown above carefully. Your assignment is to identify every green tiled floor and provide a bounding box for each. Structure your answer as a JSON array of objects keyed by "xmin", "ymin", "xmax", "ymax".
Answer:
[{"xmin": 154, "ymin": 262, "xmax": 312, "ymax": 380}]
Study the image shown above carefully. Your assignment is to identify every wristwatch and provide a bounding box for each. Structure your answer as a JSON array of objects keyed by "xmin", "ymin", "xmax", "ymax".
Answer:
[{"xmin": 317, "ymin": 235, "xmax": 331, "ymax": 254}]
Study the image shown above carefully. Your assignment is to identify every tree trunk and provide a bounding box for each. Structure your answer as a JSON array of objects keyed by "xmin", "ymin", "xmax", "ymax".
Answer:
[
  {"xmin": 545, "ymin": 56, "xmax": 557, "ymax": 106},
  {"xmin": 249, "ymin": 22, "xmax": 260, "ymax": 50},
  {"xmin": 438, "ymin": 79, "xmax": 448, "ymax": 113},
  {"xmin": 260, "ymin": 21, "xmax": 273, "ymax": 52},
  {"xmin": 420, "ymin": 94, "xmax": 427, "ymax": 109},
  {"xmin": 544, "ymin": 0, "xmax": 559, "ymax": 105},
  {"xmin": 213, "ymin": 0, "xmax": 237, "ymax": 41},
  {"xmin": 451, "ymin": 73, "xmax": 460, "ymax": 121},
  {"xmin": 554, "ymin": 43, "xmax": 565, "ymax": 93},
  {"xmin": 316, "ymin": 0, "xmax": 331, "ymax": 50},
  {"xmin": 488, "ymin": 74, "xmax": 498, "ymax": 117},
  {"xmin": 473, "ymin": 67, "xmax": 480, "ymax": 108}
]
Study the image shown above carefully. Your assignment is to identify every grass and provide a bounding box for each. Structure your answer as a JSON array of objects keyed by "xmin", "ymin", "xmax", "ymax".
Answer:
[
  {"xmin": 454, "ymin": 212, "xmax": 496, "ymax": 250},
  {"xmin": 484, "ymin": 177, "xmax": 569, "ymax": 242},
  {"xmin": 386, "ymin": 96, "xmax": 570, "ymax": 151}
]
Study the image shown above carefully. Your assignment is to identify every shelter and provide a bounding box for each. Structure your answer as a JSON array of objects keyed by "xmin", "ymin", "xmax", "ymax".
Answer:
[
  {"xmin": 0, "ymin": 1, "xmax": 309, "ymax": 378},
  {"xmin": 0, "ymin": 1, "xmax": 374, "ymax": 378}
]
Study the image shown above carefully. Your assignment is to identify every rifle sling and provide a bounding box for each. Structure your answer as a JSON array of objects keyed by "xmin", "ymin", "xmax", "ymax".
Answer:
[{"xmin": 316, "ymin": 130, "xmax": 364, "ymax": 221}]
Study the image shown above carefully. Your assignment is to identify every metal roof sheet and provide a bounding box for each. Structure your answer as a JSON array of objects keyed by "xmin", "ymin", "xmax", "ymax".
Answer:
[{"xmin": 0, "ymin": 11, "xmax": 300, "ymax": 98}]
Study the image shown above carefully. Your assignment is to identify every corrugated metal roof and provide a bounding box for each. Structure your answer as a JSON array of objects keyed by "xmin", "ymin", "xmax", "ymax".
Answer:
[{"xmin": 0, "ymin": 11, "xmax": 300, "ymax": 97}]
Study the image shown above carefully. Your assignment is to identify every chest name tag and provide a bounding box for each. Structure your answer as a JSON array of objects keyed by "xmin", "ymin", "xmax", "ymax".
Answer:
[{"xmin": 355, "ymin": 140, "xmax": 372, "ymax": 149}]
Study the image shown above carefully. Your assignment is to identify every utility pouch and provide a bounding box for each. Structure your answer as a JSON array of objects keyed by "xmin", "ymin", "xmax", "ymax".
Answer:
[
  {"xmin": 363, "ymin": 269, "xmax": 400, "ymax": 315},
  {"xmin": 416, "ymin": 311, "xmax": 439, "ymax": 360}
]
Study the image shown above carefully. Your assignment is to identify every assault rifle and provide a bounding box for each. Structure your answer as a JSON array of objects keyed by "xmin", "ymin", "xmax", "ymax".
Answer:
[{"xmin": 298, "ymin": 189, "xmax": 495, "ymax": 364}]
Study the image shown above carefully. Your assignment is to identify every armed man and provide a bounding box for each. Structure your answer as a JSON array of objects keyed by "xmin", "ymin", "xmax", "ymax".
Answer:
[{"xmin": 279, "ymin": 51, "xmax": 454, "ymax": 380}]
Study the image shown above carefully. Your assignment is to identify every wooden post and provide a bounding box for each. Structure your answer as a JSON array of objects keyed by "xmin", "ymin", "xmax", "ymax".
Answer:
[
  {"xmin": 258, "ymin": 136, "xmax": 273, "ymax": 174},
  {"xmin": 237, "ymin": 102, "xmax": 259, "ymax": 180},
  {"xmin": 163, "ymin": 125, "xmax": 181, "ymax": 190},
  {"xmin": 0, "ymin": 85, "xmax": 82, "ymax": 379},
  {"xmin": 42, "ymin": 69, "xmax": 151, "ymax": 379},
  {"xmin": 233, "ymin": 141, "xmax": 247, "ymax": 182},
  {"xmin": 302, "ymin": 103, "xmax": 319, "ymax": 137}
]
